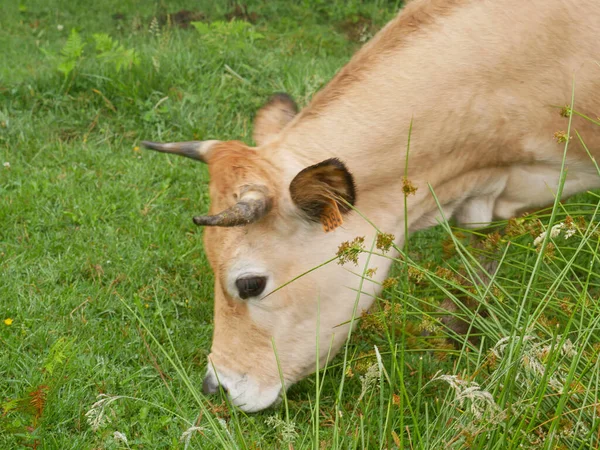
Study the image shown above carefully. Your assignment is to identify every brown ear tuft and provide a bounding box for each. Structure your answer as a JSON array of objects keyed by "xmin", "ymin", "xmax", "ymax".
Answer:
[
  {"xmin": 289, "ymin": 158, "xmax": 356, "ymax": 232},
  {"xmin": 253, "ymin": 93, "xmax": 298, "ymax": 146}
]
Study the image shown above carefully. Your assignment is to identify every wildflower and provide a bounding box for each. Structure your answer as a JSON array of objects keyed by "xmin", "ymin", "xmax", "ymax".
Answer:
[
  {"xmin": 431, "ymin": 373, "xmax": 503, "ymax": 422},
  {"xmin": 560, "ymin": 337, "xmax": 576, "ymax": 358},
  {"xmin": 216, "ymin": 418, "xmax": 236, "ymax": 442},
  {"xmin": 265, "ymin": 416, "xmax": 298, "ymax": 443},
  {"xmin": 152, "ymin": 55, "xmax": 160, "ymax": 73},
  {"xmin": 522, "ymin": 354, "xmax": 545, "ymax": 378},
  {"xmin": 357, "ymin": 363, "xmax": 380, "ymax": 403},
  {"xmin": 548, "ymin": 375, "xmax": 566, "ymax": 394},
  {"xmin": 373, "ymin": 345, "xmax": 385, "ymax": 374},
  {"xmin": 494, "ymin": 335, "xmax": 581, "ymax": 397},
  {"xmin": 180, "ymin": 426, "xmax": 205, "ymax": 449},
  {"xmin": 3, "ymin": 162, "xmax": 10, "ymax": 169},
  {"xmin": 149, "ymin": 17, "xmax": 160, "ymax": 37},
  {"xmin": 113, "ymin": 431, "xmax": 128, "ymax": 446},
  {"xmin": 85, "ymin": 394, "xmax": 119, "ymax": 431},
  {"xmin": 491, "ymin": 335, "xmax": 536, "ymax": 359},
  {"xmin": 133, "ymin": 146, "xmax": 140, "ymax": 152},
  {"xmin": 57, "ymin": 24, "xmax": 64, "ymax": 31},
  {"xmin": 550, "ymin": 223, "xmax": 564, "ymax": 238},
  {"xmin": 533, "ymin": 222, "xmax": 564, "ymax": 247},
  {"xmin": 4, "ymin": 318, "xmax": 13, "ymax": 326}
]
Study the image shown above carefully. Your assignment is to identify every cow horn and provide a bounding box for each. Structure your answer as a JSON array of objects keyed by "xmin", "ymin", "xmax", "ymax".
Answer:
[
  {"xmin": 193, "ymin": 186, "xmax": 272, "ymax": 227},
  {"xmin": 141, "ymin": 140, "xmax": 220, "ymax": 163}
]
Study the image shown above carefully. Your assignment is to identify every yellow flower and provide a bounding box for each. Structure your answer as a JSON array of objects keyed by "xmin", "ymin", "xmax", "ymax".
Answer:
[{"xmin": 4, "ymin": 318, "xmax": 13, "ymax": 326}]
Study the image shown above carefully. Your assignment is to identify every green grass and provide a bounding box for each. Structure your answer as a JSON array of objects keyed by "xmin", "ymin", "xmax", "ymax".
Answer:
[{"xmin": 1, "ymin": 1, "xmax": 599, "ymax": 449}]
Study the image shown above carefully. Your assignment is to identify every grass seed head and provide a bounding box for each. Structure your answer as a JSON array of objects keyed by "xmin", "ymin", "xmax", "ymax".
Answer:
[
  {"xmin": 336, "ymin": 236, "xmax": 365, "ymax": 266},
  {"xmin": 407, "ymin": 266, "xmax": 425, "ymax": 284},
  {"xmin": 554, "ymin": 130, "xmax": 573, "ymax": 143},
  {"xmin": 484, "ymin": 230, "xmax": 503, "ymax": 250},
  {"xmin": 505, "ymin": 218, "xmax": 526, "ymax": 237},
  {"xmin": 382, "ymin": 277, "xmax": 398, "ymax": 289},
  {"xmin": 559, "ymin": 105, "xmax": 572, "ymax": 117},
  {"xmin": 402, "ymin": 176, "xmax": 418, "ymax": 196},
  {"xmin": 376, "ymin": 232, "xmax": 395, "ymax": 253}
]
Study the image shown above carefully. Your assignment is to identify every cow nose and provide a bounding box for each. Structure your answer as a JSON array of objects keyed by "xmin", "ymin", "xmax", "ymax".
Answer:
[{"xmin": 202, "ymin": 374, "xmax": 225, "ymax": 395}]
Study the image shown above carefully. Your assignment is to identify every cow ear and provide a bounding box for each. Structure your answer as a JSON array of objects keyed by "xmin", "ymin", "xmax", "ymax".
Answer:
[
  {"xmin": 253, "ymin": 93, "xmax": 298, "ymax": 146},
  {"xmin": 289, "ymin": 158, "xmax": 356, "ymax": 232}
]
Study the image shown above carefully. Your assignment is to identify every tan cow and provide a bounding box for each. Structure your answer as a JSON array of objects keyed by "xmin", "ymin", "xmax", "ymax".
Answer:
[{"xmin": 142, "ymin": 0, "xmax": 600, "ymax": 411}]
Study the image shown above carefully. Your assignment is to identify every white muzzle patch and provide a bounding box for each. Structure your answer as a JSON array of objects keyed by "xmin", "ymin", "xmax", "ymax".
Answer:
[{"xmin": 204, "ymin": 364, "xmax": 283, "ymax": 413}]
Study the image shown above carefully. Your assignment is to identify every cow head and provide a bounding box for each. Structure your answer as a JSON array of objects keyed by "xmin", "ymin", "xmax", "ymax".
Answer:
[{"xmin": 142, "ymin": 94, "xmax": 387, "ymax": 412}]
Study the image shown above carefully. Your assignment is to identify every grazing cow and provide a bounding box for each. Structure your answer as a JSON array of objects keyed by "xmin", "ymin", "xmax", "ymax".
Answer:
[{"xmin": 142, "ymin": 0, "xmax": 600, "ymax": 412}]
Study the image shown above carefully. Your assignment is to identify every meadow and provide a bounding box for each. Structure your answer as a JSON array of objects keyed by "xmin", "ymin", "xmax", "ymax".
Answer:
[{"xmin": 1, "ymin": 1, "xmax": 599, "ymax": 448}]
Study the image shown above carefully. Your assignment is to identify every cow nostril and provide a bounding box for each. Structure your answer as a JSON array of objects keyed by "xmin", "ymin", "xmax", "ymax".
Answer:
[
  {"xmin": 202, "ymin": 374, "xmax": 219, "ymax": 395},
  {"xmin": 202, "ymin": 374, "xmax": 229, "ymax": 396}
]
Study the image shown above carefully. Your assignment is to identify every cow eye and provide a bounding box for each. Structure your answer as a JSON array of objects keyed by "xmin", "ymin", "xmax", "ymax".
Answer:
[{"xmin": 235, "ymin": 276, "xmax": 267, "ymax": 299}]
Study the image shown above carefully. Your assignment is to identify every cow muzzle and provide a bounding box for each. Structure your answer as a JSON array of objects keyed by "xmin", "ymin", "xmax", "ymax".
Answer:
[{"xmin": 202, "ymin": 363, "xmax": 283, "ymax": 412}]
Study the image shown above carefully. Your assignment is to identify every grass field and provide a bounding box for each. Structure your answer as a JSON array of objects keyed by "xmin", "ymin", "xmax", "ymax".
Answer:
[{"xmin": 1, "ymin": 1, "xmax": 599, "ymax": 449}]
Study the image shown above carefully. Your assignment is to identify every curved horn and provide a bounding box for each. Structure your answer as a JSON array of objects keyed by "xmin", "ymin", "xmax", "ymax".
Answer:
[
  {"xmin": 141, "ymin": 140, "xmax": 220, "ymax": 163},
  {"xmin": 193, "ymin": 186, "xmax": 271, "ymax": 227}
]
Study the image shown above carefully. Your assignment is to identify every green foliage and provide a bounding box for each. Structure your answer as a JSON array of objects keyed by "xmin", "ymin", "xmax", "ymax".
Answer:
[
  {"xmin": 93, "ymin": 33, "xmax": 140, "ymax": 72},
  {"xmin": 1, "ymin": 338, "xmax": 76, "ymax": 445},
  {"xmin": 43, "ymin": 337, "xmax": 75, "ymax": 376},
  {"xmin": 192, "ymin": 19, "xmax": 264, "ymax": 51},
  {"xmin": 57, "ymin": 28, "xmax": 85, "ymax": 79},
  {"xmin": 41, "ymin": 29, "xmax": 139, "ymax": 86}
]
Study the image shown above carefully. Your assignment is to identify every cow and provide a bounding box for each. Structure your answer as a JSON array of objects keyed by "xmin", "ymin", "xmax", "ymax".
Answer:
[{"xmin": 141, "ymin": 0, "xmax": 600, "ymax": 412}]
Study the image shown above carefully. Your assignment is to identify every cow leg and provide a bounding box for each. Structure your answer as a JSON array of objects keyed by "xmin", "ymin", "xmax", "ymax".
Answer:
[
  {"xmin": 426, "ymin": 232, "xmax": 500, "ymax": 347},
  {"xmin": 439, "ymin": 246, "xmax": 498, "ymax": 346}
]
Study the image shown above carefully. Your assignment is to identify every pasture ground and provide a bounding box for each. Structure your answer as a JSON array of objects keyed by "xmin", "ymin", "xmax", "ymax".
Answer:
[{"xmin": 1, "ymin": 1, "xmax": 599, "ymax": 448}]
